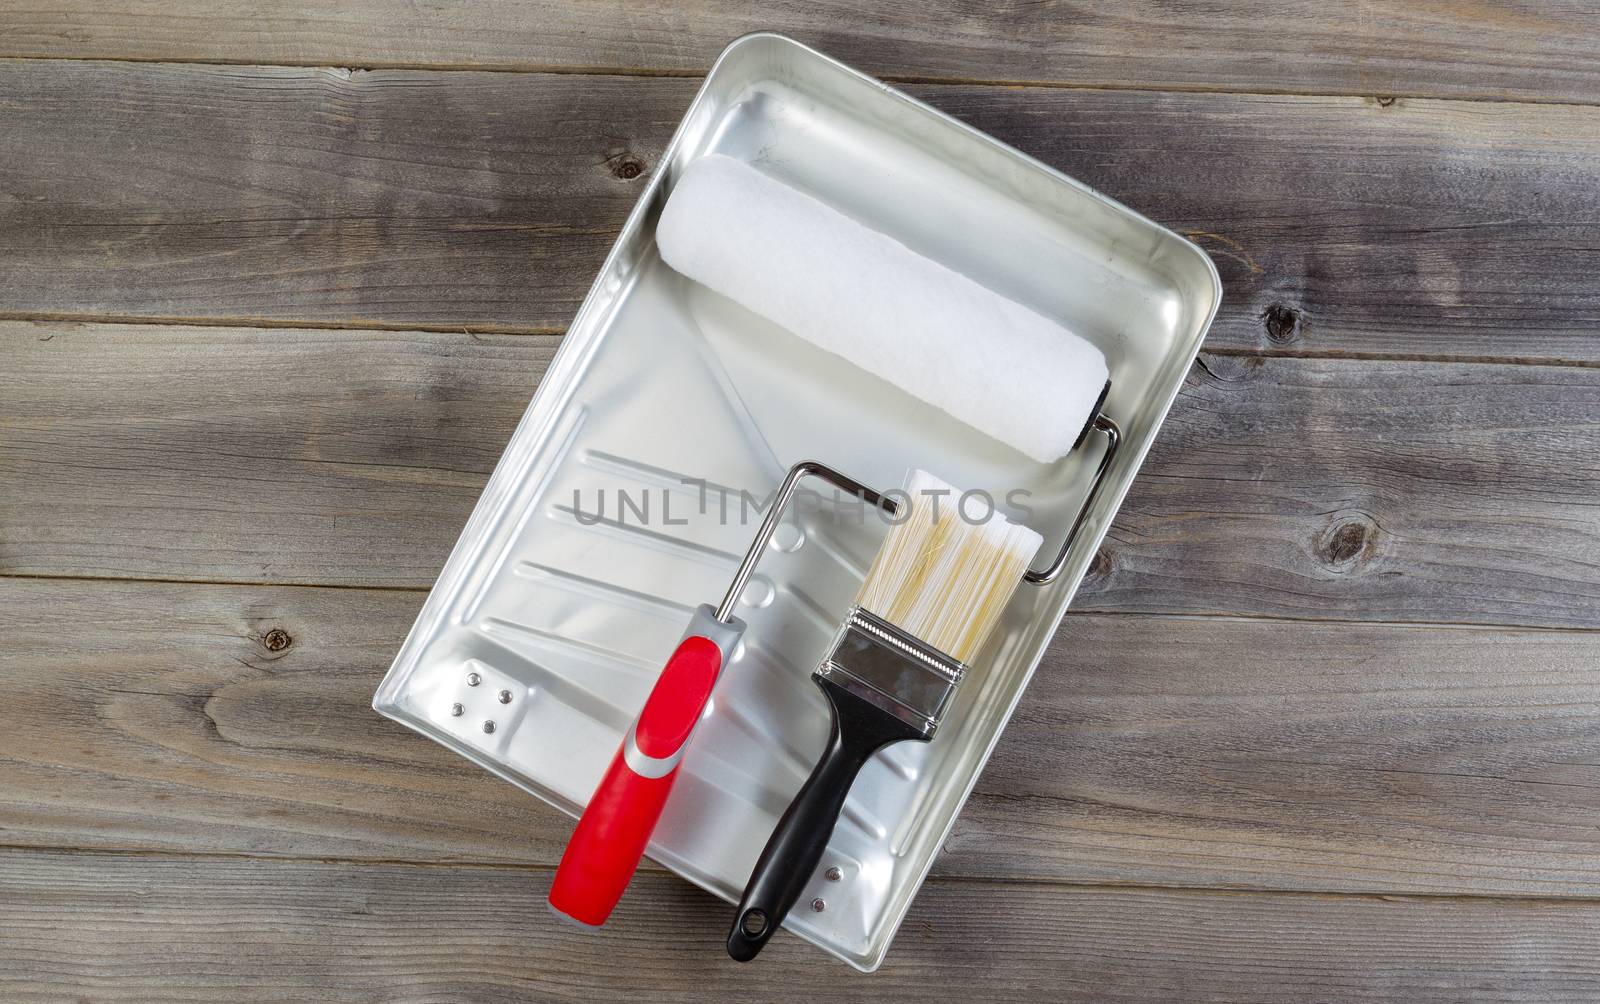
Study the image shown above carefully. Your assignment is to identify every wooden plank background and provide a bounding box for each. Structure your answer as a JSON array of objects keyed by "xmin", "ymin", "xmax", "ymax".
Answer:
[
  {"xmin": 9, "ymin": 850, "xmax": 1600, "ymax": 1002},
  {"xmin": 8, "ymin": 323, "xmax": 1600, "ymax": 624},
  {"xmin": 3, "ymin": 2, "xmax": 1600, "ymax": 1000},
  {"xmin": 3, "ymin": 1, "xmax": 1600, "ymax": 104},
  {"xmin": 7, "ymin": 575, "xmax": 1600, "ymax": 898},
  {"xmin": 5, "ymin": 61, "xmax": 1600, "ymax": 363}
]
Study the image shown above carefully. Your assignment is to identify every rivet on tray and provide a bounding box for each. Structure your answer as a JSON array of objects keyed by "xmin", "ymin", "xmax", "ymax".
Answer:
[
  {"xmin": 498, "ymin": 689, "xmax": 512, "ymax": 704},
  {"xmin": 467, "ymin": 672, "xmax": 481, "ymax": 687},
  {"xmin": 825, "ymin": 866, "xmax": 842, "ymax": 882},
  {"xmin": 810, "ymin": 898, "xmax": 826, "ymax": 913},
  {"xmin": 450, "ymin": 703, "xmax": 464, "ymax": 717},
  {"xmin": 482, "ymin": 720, "xmax": 496, "ymax": 734}
]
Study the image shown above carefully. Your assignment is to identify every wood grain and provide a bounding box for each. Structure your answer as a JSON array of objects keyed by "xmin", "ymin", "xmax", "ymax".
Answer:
[
  {"xmin": 6, "ymin": 10, "xmax": 1597, "ymax": 998},
  {"xmin": 8, "ymin": 322, "xmax": 1600, "ymax": 627},
  {"xmin": 926, "ymin": 87, "xmax": 1600, "ymax": 364},
  {"xmin": 7, "ymin": 574, "xmax": 1600, "ymax": 897},
  {"xmin": 0, "ymin": 575, "xmax": 567, "ymax": 864},
  {"xmin": 1, "ymin": 322, "xmax": 554, "ymax": 586},
  {"xmin": 3, "ymin": 2, "xmax": 1600, "ymax": 106},
  {"xmin": 961, "ymin": 612, "xmax": 1600, "ymax": 894},
  {"xmin": 4, "ymin": 60, "xmax": 1600, "ymax": 361},
  {"xmin": 1086, "ymin": 352, "xmax": 1600, "ymax": 628},
  {"xmin": 6, "ymin": 848, "xmax": 1600, "ymax": 1002},
  {"xmin": 0, "ymin": 60, "xmax": 686, "ymax": 331}
]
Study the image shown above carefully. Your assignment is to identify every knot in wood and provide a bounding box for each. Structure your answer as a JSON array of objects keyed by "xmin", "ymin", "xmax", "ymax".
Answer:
[
  {"xmin": 262, "ymin": 628, "xmax": 293, "ymax": 653},
  {"xmin": 1263, "ymin": 303, "xmax": 1301, "ymax": 344},
  {"xmin": 1088, "ymin": 547, "xmax": 1113, "ymax": 581},
  {"xmin": 1319, "ymin": 521, "xmax": 1370, "ymax": 567}
]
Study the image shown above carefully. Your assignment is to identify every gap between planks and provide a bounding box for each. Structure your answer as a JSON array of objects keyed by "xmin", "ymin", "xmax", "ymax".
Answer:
[
  {"xmin": 6, "ymin": 569, "xmax": 1600, "ymax": 636},
  {"xmin": 7, "ymin": 843, "xmax": 1600, "ymax": 910},
  {"xmin": 7, "ymin": 315, "xmax": 1600, "ymax": 372},
  {"xmin": 4, "ymin": 51, "xmax": 1600, "ymax": 112},
  {"xmin": 0, "ymin": 309, "xmax": 565, "ymax": 339}
]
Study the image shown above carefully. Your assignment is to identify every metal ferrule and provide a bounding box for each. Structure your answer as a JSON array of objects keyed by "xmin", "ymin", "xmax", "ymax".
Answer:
[{"xmin": 812, "ymin": 606, "xmax": 967, "ymax": 738}]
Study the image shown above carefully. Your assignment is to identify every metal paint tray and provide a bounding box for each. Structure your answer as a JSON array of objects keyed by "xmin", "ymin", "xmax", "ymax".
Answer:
[{"xmin": 373, "ymin": 32, "xmax": 1220, "ymax": 971}]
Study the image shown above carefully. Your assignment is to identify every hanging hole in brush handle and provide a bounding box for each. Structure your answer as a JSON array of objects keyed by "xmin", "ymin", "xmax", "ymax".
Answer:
[{"xmin": 727, "ymin": 678, "xmax": 927, "ymax": 962}]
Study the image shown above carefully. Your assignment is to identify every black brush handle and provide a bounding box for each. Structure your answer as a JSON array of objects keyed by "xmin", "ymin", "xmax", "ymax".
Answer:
[{"xmin": 727, "ymin": 677, "xmax": 928, "ymax": 962}]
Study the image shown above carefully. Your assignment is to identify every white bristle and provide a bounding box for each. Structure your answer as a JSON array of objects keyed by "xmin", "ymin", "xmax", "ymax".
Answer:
[{"xmin": 855, "ymin": 470, "xmax": 1044, "ymax": 664}]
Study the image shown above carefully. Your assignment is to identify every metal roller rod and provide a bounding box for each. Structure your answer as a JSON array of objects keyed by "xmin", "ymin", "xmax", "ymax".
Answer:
[
  {"xmin": 715, "ymin": 461, "xmax": 900, "ymax": 623},
  {"xmin": 1023, "ymin": 413, "xmax": 1121, "ymax": 586},
  {"xmin": 720, "ymin": 411, "xmax": 1119, "ymax": 616}
]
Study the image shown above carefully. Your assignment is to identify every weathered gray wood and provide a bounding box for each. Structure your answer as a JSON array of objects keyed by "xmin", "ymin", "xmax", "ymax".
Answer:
[
  {"xmin": 5, "ymin": 848, "xmax": 1600, "ymax": 1002},
  {"xmin": 3, "ymin": 2, "xmax": 1599, "ymax": 106},
  {"xmin": 7, "ymin": 575, "xmax": 1600, "ymax": 898},
  {"xmin": 1087, "ymin": 352, "xmax": 1600, "ymax": 627},
  {"xmin": 0, "ymin": 575, "xmax": 571, "ymax": 865},
  {"xmin": 927, "ymin": 87, "xmax": 1600, "ymax": 364},
  {"xmin": 4, "ymin": 13, "xmax": 1595, "ymax": 999},
  {"xmin": 1, "ymin": 322, "xmax": 554, "ymax": 586},
  {"xmin": 0, "ymin": 60, "xmax": 686, "ymax": 332},
  {"xmin": 8, "ymin": 322, "xmax": 1600, "ymax": 628},
  {"xmin": 4, "ymin": 60, "xmax": 1600, "ymax": 361},
  {"xmin": 959, "ymin": 612, "xmax": 1600, "ymax": 894}
]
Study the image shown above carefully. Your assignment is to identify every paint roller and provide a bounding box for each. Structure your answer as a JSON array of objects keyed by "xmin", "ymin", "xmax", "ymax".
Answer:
[{"xmin": 547, "ymin": 154, "xmax": 1120, "ymax": 945}]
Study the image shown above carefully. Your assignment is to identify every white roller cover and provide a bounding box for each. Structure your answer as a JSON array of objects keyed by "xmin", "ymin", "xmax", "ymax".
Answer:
[{"xmin": 656, "ymin": 154, "xmax": 1109, "ymax": 463}]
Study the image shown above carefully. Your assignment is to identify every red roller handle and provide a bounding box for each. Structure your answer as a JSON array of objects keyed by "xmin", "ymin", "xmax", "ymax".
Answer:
[{"xmin": 548, "ymin": 634, "xmax": 723, "ymax": 927}]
